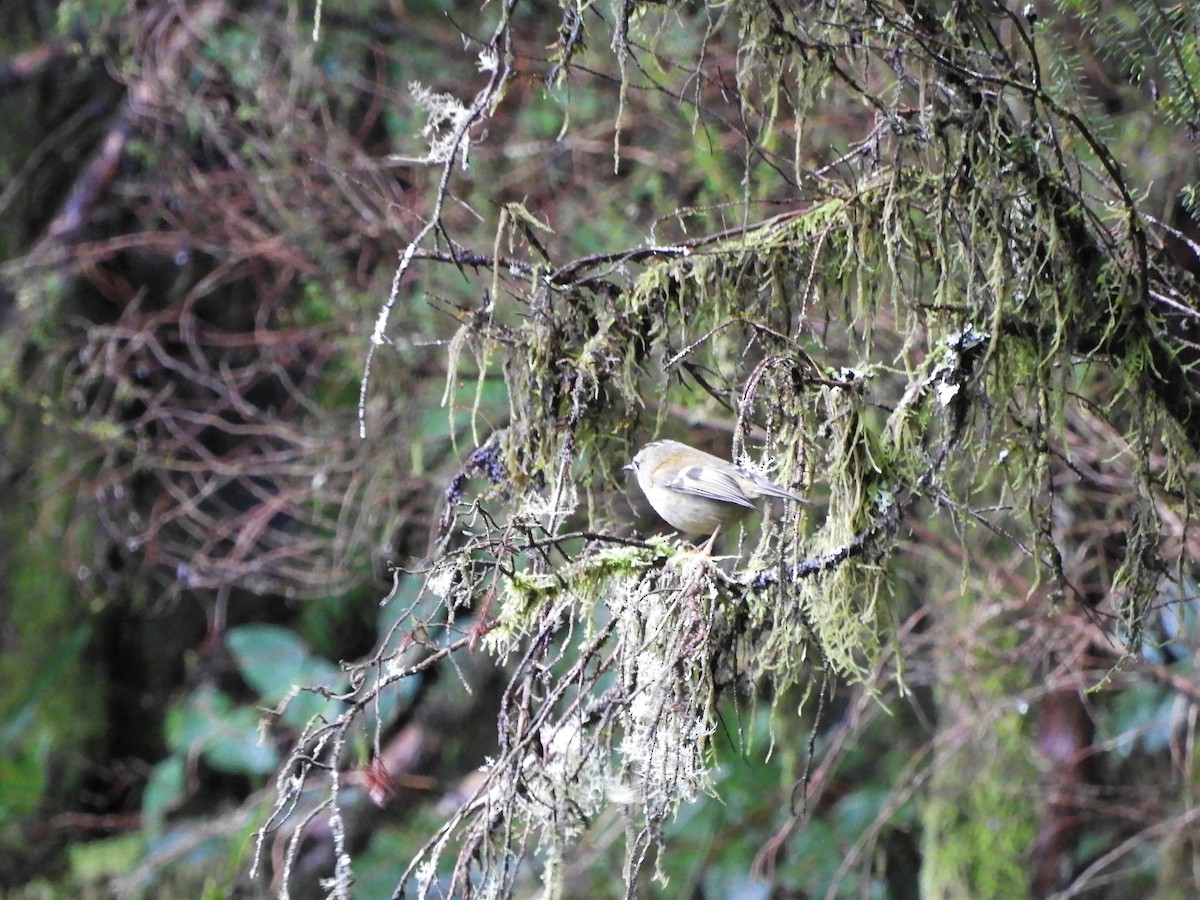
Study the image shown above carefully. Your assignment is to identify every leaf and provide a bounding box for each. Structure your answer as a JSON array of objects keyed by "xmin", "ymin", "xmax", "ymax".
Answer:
[
  {"xmin": 166, "ymin": 686, "xmax": 278, "ymax": 776},
  {"xmin": 226, "ymin": 624, "xmax": 347, "ymax": 727},
  {"xmin": 142, "ymin": 756, "xmax": 186, "ymax": 836}
]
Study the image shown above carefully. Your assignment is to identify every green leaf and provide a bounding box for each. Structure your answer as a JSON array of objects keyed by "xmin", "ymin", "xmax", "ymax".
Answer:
[
  {"xmin": 166, "ymin": 686, "xmax": 277, "ymax": 776},
  {"xmin": 0, "ymin": 730, "xmax": 50, "ymax": 822},
  {"xmin": 68, "ymin": 832, "xmax": 145, "ymax": 883},
  {"xmin": 142, "ymin": 756, "xmax": 186, "ymax": 836},
  {"xmin": 201, "ymin": 705, "xmax": 277, "ymax": 775},
  {"xmin": 225, "ymin": 624, "xmax": 347, "ymax": 728}
]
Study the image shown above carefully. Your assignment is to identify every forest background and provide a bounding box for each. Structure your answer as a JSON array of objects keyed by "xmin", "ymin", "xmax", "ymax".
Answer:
[{"xmin": 4, "ymin": 0, "xmax": 1200, "ymax": 897}]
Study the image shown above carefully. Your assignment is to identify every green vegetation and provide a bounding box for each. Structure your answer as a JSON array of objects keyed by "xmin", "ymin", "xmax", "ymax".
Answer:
[{"xmin": 3, "ymin": 0, "xmax": 1200, "ymax": 897}]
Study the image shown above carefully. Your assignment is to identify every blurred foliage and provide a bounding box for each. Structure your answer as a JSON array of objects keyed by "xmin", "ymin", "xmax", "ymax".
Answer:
[{"xmin": 2, "ymin": 0, "xmax": 1200, "ymax": 898}]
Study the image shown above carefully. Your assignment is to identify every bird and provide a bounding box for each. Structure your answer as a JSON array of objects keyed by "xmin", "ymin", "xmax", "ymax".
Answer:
[{"xmin": 626, "ymin": 439, "xmax": 808, "ymax": 547}]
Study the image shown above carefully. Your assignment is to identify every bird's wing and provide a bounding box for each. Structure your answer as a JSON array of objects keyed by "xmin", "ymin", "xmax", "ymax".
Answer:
[
  {"xmin": 740, "ymin": 469, "xmax": 809, "ymax": 503},
  {"xmin": 655, "ymin": 464, "xmax": 758, "ymax": 509}
]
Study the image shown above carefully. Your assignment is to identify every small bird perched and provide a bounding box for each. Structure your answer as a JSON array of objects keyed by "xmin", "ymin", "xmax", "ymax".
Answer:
[{"xmin": 626, "ymin": 439, "xmax": 808, "ymax": 544}]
